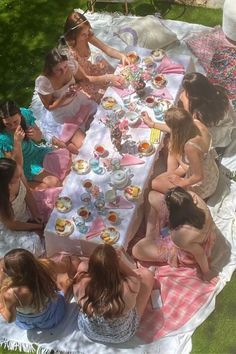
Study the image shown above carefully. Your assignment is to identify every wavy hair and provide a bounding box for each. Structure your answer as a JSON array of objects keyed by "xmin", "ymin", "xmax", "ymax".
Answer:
[
  {"xmin": 63, "ymin": 11, "xmax": 91, "ymax": 46},
  {"xmin": 78, "ymin": 244, "xmax": 125, "ymax": 319},
  {"xmin": 1, "ymin": 249, "xmax": 57, "ymax": 312},
  {"xmin": 165, "ymin": 187, "xmax": 205, "ymax": 230},
  {"xmin": 164, "ymin": 107, "xmax": 201, "ymax": 155},
  {"xmin": 182, "ymin": 72, "xmax": 229, "ymax": 126}
]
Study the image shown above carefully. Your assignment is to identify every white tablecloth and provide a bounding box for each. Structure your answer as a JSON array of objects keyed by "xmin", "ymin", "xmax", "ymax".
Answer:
[{"xmin": 45, "ymin": 52, "xmax": 193, "ymax": 257}]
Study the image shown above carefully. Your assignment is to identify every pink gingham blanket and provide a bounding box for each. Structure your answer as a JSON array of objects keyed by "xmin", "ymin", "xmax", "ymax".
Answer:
[{"xmin": 136, "ymin": 265, "xmax": 218, "ymax": 342}]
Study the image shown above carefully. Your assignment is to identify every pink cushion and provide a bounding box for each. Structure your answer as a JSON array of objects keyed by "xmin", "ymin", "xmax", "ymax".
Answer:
[
  {"xmin": 185, "ymin": 26, "xmax": 234, "ymax": 71},
  {"xmin": 32, "ymin": 187, "xmax": 62, "ymax": 223}
]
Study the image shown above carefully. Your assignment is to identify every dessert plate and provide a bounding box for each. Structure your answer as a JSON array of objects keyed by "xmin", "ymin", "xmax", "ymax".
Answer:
[
  {"xmin": 72, "ymin": 160, "xmax": 90, "ymax": 175},
  {"xmin": 124, "ymin": 185, "xmax": 141, "ymax": 201},
  {"xmin": 55, "ymin": 218, "xmax": 74, "ymax": 237},
  {"xmin": 100, "ymin": 227, "xmax": 120, "ymax": 245},
  {"xmin": 55, "ymin": 197, "xmax": 72, "ymax": 213},
  {"xmin": 101, "ymin": 96, "xmax": 118, "ymax": 110}
]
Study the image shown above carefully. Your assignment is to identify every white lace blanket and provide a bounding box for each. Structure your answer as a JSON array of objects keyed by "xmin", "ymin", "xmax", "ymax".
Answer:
[{"xmin": 1, "ymin": 12, "xmax": 236, "ymax": 354}]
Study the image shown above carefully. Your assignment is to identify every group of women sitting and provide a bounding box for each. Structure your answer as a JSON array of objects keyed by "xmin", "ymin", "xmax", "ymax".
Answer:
[{"xmin": 0, "ymin": 8, "xmax": 235, "ymax": 344}]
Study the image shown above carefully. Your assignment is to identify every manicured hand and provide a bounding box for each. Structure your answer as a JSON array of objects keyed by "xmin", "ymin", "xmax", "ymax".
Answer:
[{"xmin": 168, "ymin": 174, "xmax": 186, "ymax": 187}]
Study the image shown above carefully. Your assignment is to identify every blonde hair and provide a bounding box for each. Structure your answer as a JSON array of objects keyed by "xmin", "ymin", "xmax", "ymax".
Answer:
[{"xmin": 165, "ymin": 107, "xmax": 201, "ymax": 155}]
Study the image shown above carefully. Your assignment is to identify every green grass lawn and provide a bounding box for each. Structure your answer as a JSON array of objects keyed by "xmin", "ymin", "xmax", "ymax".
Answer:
[{"xmin": 0, "ymin": 1, "xmax": 235, "ymax": 353}]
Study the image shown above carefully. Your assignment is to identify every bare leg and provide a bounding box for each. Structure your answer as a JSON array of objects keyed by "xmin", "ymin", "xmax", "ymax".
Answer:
[
  {"xmin": 134, "ymin": 268, "xmax": 154, "ymax": 318},
  {"xmin": 32, "ymin": 170, "xmax": 61, "ymax": 190},
  {"xmin": 70, "ymin": 129, "xmax": 85, "ymax": 150},
  {"xmin": 132, "ymin": 191, "xmax": 167, "ymax": 261}
]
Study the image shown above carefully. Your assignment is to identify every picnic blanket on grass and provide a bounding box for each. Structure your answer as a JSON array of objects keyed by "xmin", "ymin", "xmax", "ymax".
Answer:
[{"xmin": 1, "ymin": 12, "xmax": 236, "ymax": 354}]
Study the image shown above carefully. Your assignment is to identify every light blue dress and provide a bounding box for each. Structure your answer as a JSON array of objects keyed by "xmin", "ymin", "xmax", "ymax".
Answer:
[
  {"xmin": 0, "ymin": 108, "xmax": 52, "ymax": 180},
  {"xmin": 15, "ymin": 292, "xmax": 65, "ymax": 330}
]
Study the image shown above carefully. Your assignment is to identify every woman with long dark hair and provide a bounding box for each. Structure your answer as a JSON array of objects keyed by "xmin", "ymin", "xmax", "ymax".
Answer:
[
  {"xmin": 0, "ymin": 158, "xmax": 44, "ymax": 257},
  {"xmin": 0, "ymin": 101, "xmax": 67, "ymax": 189},
  {"xmin": 132, "ymin": 187, "xmax": 216, "ymax": 280},
  {"xmin": 73, "ymin": 244, "xmax": 154, "ymax": 343},
  {"xmin": 180, "ymin": 72, "xmax": 235, "ymax": 149},
  {"xmin": 33, "ymin": 48, "xmax": 97, "ymax": 154}
]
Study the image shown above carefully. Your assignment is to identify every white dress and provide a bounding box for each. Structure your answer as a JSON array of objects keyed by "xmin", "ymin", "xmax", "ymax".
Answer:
[
  {"xmin": 31, "ymin": 58, "xmax": 97, "ymax": 143},
  {"xmin": 0, "ymin": 181, "xmax": 44, "ymax": 257}
]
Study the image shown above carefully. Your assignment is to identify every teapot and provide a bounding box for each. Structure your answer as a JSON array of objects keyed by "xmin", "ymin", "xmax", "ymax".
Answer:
[{"xmin": 110, "ymin": 168, "xmax": 133, "ymax": 189}]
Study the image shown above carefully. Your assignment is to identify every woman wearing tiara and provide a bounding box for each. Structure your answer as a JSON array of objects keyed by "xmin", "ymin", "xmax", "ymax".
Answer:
[{"xmin": 62, "ymin": 11, "xmax": 128, "ymax": 103}]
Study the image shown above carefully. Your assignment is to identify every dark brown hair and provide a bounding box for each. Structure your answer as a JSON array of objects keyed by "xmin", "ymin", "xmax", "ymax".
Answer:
[
  {"xmin": 0, "ymin": 101, "xmax": 28, "ymax": 139},
  {"xmin": 78, "ymin": 244, "xmax": 125, "ymax": 319},
  {"xmin": 0, "ymin": 158, "xmax": 16, "ymax": 221},
  {"xmin": 165, "ymin": 187, "xmax": 205, "ymax": 230},
  {"xmin": 43, "ymin": 48, "xmax": 68, "ymax": 76},
  {"xmin": 182, "ymin": 72, "xmax": 229, "ymax": 126}
]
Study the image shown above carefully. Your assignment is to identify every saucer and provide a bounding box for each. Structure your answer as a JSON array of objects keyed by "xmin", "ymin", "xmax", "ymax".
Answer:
[
  {"xmin": 101, "ymin": 96, "xmax": 118, "ymax": 110},
  {"xmin": 151, "ymin": 49, "xmax": 165, "ymax": 61},
  {"xmin": 100, "ymin": 227, "xmax": 120, "ymax": 245},
  {"xmin": 72, "ymin": 160, "xmax": 90, "ymax": 175},
  {"xmin": 127, "ymin": 51, "xmax": 140, "ymax": 64},
  {"xmin": 138, "ymin": 143, "xmax": 155, "ymax": 156},
  {"xmin": 124, "ymin": 185, "xmax": 141, "ymax": 201},
  {"xmin": 55, "ymin": 218, "xmax": 74, "ymax": 237},
  {"xmin": 152, "ymin": 74, "xmax": 167, "ymax": 88},
  {"xmin": 55, "ymin": 197, "xmax": 72, "ymax": 213}
]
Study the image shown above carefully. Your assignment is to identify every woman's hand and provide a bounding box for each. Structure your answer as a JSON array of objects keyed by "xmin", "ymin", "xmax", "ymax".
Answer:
[
  {"xmin": 120, "ymin": 53, "xmax": 130, "ymax": 66},
  {"xmin": 141, "ymin": 112, "xmax": 154, "ymax": 128},
  {"xmin": 167, "ymin": 174, "xmax": 186, "ymax": 187},
  {"xmin": 14, "ymin": 126, "xmax": 25, "ymax": 143},
  {"xmin": 26, "ymin": 126, "xmax": 42, "ymax": 142},
  {"xmin": 108, "ymin": 74, "xmax": 124, "ymax": 88}
]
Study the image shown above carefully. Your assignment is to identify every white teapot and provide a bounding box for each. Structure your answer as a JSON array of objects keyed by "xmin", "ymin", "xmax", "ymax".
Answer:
[{"xmin": 110, "ymin": 169, "xmax": 133, "ymax": 189}]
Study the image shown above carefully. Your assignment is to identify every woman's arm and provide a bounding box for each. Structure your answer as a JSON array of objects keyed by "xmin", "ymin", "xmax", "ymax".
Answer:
[
  {"xmin": 89, "ymin": 35, "xmax": 129, "ymax": 65},
  {"xmin": 38, "ymin": 91, "xmax": 75, "ymax": 111},
  {"xmin": 0, "ymin": 290, "xmax": 17, "ymax": 323},
  {"xmin": 12, "ymin": 125, "xmax": 25, "ymax": 168},
  {"xmin": 142, "ymin": 112, "xmax": 171, "ymax": 133},
  {"xmin": 168, "ymin": 143, "xmax": 204, "ymax": 188}
]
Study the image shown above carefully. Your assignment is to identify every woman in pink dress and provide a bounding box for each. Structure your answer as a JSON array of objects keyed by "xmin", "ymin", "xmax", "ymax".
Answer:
[
  {"xmin": 132, "ymin": 187, "xmax": 216, "ymax": 281},
  {"xmin": 62, "ymin": 11, "xmax": 128, "ymax": 103}
]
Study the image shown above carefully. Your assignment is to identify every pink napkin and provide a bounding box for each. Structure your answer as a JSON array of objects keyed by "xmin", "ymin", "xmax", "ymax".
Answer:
[
  {"xmin": 113, "ymin": 86, "xmax": 135, "ymax": 98},
  {"xmin": 108, "ymin": 196, "xmax": 134, "ymax": 209},
  {"xmin": 138, "ymin": 120, "xmax": 149, "ymax": 128},
  {"xmin": 120, "ymin": 154, "xmax": 145, "ymax": 166},
  {"xmin": 157, "ymin": 56, "xmax": 185, "ymax": 75},
  {"xmin": 152, "ymin": 87, "xmax": 173, "ymax": 100},
  {"xmin": 85, "ymin": 216, "xmax": 105, "ymax": 239}
]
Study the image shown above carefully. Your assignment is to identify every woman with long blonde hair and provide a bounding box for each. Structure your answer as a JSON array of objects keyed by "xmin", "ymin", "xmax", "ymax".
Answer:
[
  {"xmin": 73, "ymin": 244, "xmax": 154, "ymax": 343},
  {"xmin": 144, "ymin": 107, "xmax": 219, "ymax": 200}
]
